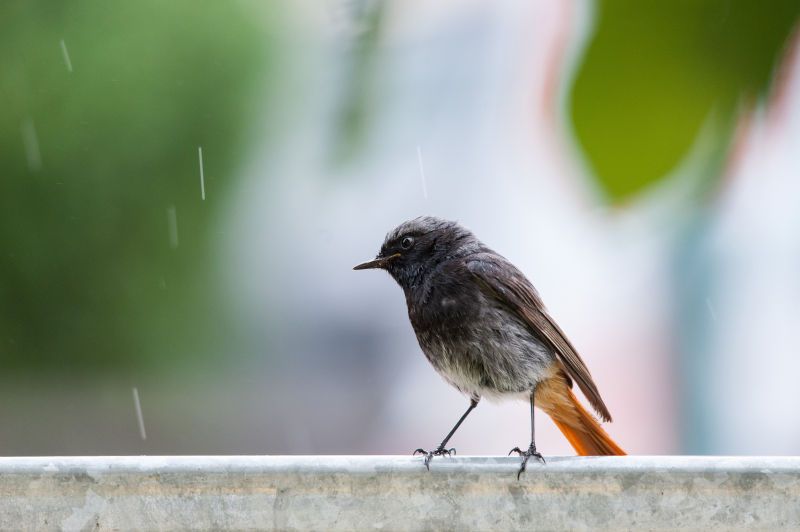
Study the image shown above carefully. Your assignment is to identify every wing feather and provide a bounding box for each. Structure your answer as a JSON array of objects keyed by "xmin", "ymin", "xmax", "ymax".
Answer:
[{"xmin": 467, "ymin": 255, "xmax": 612, "ymax": 422}]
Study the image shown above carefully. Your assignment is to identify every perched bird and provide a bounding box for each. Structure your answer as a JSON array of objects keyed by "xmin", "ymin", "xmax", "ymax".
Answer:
[{"xmin": 354, "ymin": 216, "xmax": 624, "ymax": 477}]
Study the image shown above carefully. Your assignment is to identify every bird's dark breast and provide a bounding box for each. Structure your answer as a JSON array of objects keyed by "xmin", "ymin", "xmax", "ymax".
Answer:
[{"xmin": 406, "ymin": 264, "xmax": 553, "ymax": 398}]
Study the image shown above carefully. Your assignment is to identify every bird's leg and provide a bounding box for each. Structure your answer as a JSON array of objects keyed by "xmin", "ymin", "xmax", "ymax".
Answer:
[
  {"xmin": 509, "ymin": 389, "xmax": 545, "ymax": 479},
  {"xmin": 414, "ymin": 397, "xmax": 479, "ymax": 470}
]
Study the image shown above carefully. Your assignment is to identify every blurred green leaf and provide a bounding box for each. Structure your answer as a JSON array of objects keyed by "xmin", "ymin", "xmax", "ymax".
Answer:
[
  {"xmin": 570, "ymin": 0, "xmax": 800, "ymax": 202},
  {"xmin": 0, "ymin": 1, "xmax": 281, "ymax": 370},
  {"xmin": 329, "ymin": 0, "xmax": 385, "ymax": 167}
]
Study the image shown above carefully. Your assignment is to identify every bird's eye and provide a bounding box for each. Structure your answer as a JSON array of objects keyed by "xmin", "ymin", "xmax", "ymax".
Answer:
[{"xmin": 401, "ymin": 236, "xmax": 414, "ymax": 250}]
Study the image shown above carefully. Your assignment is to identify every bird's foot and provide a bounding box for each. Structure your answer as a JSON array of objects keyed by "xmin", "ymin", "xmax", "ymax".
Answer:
[
  {"xmin": 509, "ymin": 443, "xmax": 545, "ymax": 479},
  {"xmin": 413, "ymin": 445, "xmax": 456, "ymax": 470}
]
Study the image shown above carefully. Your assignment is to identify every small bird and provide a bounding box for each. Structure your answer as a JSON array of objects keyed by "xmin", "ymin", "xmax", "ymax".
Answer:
[{"xmin": 354, "ymin": 216, "xmax": 624, "ymax": 477}]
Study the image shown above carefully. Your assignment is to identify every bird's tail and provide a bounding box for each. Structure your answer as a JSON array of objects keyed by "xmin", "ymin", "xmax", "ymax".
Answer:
[{"xmin": 536, "ymin": 371, "xmax": 625, "ymax": 456}]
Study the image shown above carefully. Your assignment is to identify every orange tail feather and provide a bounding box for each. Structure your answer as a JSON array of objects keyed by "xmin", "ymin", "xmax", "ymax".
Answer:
[{"xmin": 536, "ymin": 371, "xmax": 625, "ymax": 456}]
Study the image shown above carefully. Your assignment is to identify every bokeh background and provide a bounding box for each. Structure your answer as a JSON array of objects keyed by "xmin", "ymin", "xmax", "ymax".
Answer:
[{"xmin": 2, "ymin": 0, "xmax": 799, "ymax": 456}]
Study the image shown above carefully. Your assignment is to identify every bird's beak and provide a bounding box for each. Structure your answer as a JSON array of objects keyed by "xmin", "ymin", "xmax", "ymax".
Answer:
[{"xmin": 353, "ymin": 253, "xmax": 401, "ymax": 270}]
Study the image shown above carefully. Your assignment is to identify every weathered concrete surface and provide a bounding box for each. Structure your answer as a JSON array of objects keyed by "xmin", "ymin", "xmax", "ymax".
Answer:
[{"xmin": 1, "ymin": 455, "xmax": 799, "ymax": 531}]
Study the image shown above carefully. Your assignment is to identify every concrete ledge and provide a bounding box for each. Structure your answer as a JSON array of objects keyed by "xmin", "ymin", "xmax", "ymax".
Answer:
[{"xmin": 2, "ymin": 455, "xmax": 799, "ymax": 531}]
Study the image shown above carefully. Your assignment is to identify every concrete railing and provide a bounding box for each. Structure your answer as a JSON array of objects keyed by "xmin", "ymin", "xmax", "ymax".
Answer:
[{"xmin": 2, "ymin": 455, "xmax": 799, "ymax": 531}]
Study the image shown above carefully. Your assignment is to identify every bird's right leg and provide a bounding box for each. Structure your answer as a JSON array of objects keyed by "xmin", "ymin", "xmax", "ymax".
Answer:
[
  {"xmin": 414, "ymin": 397, "xmax": 479, "ymax": 470},
  {"xmin": 509, "ymin": 389, "xmax": 545, "ymax": 479}
]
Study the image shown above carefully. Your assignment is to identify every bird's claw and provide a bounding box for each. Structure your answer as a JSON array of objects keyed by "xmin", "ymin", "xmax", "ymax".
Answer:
[
  {"xmin": 413, "ymin": 446, "xmax": 456, "ymax": 470},
  {"xmin": 509, "ymin": 443, "xmax": 545, "ymax": 479}
]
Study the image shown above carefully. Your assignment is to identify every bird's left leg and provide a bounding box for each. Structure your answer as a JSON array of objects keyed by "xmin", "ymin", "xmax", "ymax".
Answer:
[{"xmin": 414, "ymin": 396, "xmax": 479, "ymax": 470}]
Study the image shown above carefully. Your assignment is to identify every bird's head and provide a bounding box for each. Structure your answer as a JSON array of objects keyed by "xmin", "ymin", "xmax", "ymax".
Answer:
[{"xmin": 353, "ymin": 216, "xmax": 482, "ymax": 291}]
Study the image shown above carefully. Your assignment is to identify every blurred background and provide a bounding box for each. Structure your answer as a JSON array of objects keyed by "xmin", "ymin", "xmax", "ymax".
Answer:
[{"xmin": 1, "ymin": 0, "xmax": 799, "ymax": 456}]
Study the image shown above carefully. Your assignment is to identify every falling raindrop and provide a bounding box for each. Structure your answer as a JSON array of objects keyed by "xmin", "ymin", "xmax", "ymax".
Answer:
[
  {"xmin": 132, "ymin": 387, "xmax": 147, "ymax": 440},
  {"xmin": 705, "ymin": 297, "xmax": 718, "ymax": 323},
  {"xmin": 166, "ymin": 205, "xmax": 179, "ymax": 248},
  {"xmin": 21, "ymin": 117, "xmax": 42, "ymax": 172},
  {"xmin": 60, "ymin": 39, "xmax": 73, "ymax": 72},
  {"xmin": 198, "ymin": 146, "xmax": 206, "ymax": 200}
]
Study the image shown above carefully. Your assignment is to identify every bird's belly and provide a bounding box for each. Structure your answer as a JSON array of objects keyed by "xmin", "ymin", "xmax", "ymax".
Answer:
[{"xmin": 413, "ymin": 306, "xmax": 554, "ymax": 400}]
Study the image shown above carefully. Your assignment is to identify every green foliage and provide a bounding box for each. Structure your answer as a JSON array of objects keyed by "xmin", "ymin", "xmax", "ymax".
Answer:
[
  {"xmin": 570, "ymin": 0, "xmax": 800, "ymax": 202},
  {"xmin": 328, "ymin": 1, "xmax": 386, "ymax": 167},
  {"xmin": 0, "ymin": 1, "xmax": 278, "ymax": 369}
]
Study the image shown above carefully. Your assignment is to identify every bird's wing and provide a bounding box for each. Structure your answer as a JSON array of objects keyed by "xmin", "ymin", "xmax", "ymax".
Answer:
[{"xmin": 466, "ymin": 255, "xmax": 612, "ymax": 422}]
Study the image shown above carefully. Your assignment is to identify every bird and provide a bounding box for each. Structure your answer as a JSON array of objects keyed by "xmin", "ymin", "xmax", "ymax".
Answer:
[{"xmin": 353, "ymin": 216, "xmax": 625, "ymax": 477}]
